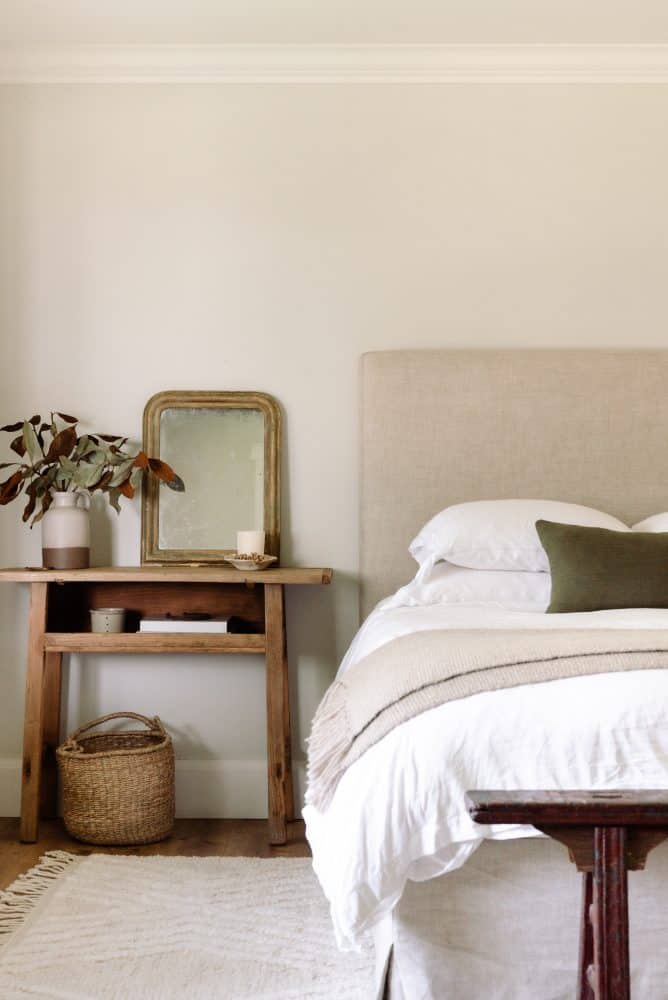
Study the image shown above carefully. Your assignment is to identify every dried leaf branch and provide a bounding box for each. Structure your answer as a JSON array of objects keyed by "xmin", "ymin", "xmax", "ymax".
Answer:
[{"xmin": 0, "ymin": 412, "xmax": 185, "ymax": 526}]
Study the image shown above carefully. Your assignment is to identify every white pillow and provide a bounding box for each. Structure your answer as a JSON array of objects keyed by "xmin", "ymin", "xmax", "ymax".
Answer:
[
  {"xmin": 392, "ymin": 562, "xmax": 551, "ymax": 610},
  {"xmin": 409, "ymin": 499, "xmax": 629, "ymax": 573},
  {"xmin": 632, "ymin": 513, "xmax": 668, "ymax": 532}
]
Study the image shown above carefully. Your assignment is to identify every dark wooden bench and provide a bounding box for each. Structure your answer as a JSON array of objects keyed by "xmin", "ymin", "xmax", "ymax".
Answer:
[{"xmin": 466, "ymin": 790, "xmax": 668, "ymax": 1000}]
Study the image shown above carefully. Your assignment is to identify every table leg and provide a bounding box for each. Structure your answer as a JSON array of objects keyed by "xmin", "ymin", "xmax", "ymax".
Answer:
[
  {"xmin": 40, "ymin": 651, "xmax": 63, "ymax": 819},
  {"xmin": 265, "ymin": 583, "xmax": 293, "ymax": 844},
  {"xmin": 592, "ymin": 826, "xmax": 630, "ymax": 1000},
  {"xmin": 282, "ymin": 608, "xmax": 295, "ymax": 823},
  {"xmin": 577, "ymin": 872, "xmax": 595, "ymax": 1000},
  {"xmin": 20, "ymin": 582, "xmax": 49, "ymax": 843}
]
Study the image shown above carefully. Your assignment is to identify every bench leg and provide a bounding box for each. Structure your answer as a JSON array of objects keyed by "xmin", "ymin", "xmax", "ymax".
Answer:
[
  {"xmin": 40, "ymin": 650, "xmax": 62, "ymax": 819},
  {"xmin": 592, "ymin": 826, "xmax": 630, "ymax": 1000},
  {"xmin": 20, "ymin": 582, "xmax": 49, "ymax": 843},
  {"xmin": 578, "ymin": 872, "xmax": 595, "ymax": 1000},
  {"xmin": 265, "ymin": 584, "xmax": 293, "ymax": 844}
]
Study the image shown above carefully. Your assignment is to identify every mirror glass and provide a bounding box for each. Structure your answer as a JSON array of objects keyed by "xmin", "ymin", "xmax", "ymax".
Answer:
[{"xmin": 158, "ymin": 408, "xmax": 265, "ymax": 551}]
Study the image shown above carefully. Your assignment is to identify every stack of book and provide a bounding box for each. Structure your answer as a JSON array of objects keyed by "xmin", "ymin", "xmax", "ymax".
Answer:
[{"xmin": 138, "ymin": 616, "xmax": 230, "ymax": 633}]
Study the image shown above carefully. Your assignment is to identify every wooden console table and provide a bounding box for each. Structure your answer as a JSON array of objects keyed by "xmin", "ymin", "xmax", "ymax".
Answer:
[{"xmin": 0, "ymin": 565, "xmax": 332, "ymax": 846}]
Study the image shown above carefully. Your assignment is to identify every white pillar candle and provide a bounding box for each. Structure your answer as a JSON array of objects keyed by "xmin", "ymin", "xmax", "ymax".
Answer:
[{"xmin": 237, "ymin": 530, "xmax": 265, "ymax": 555}]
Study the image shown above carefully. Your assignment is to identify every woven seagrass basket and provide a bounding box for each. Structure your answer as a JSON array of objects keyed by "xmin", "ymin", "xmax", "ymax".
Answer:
[{"xmin": 56, "ymin": 711, "xmax": 175, "ymax": 846}]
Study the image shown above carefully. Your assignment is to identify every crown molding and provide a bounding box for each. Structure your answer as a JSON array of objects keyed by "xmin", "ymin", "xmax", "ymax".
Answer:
[{"xmin": 2, "ymin": 43, "xmax": 668, "ymax": 85}]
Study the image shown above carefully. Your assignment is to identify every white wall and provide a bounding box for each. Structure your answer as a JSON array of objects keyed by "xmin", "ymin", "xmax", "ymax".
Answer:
[
  {"xmin": 4, "ymin": 1, "xmax": 668, "ymax": 44},
  {"xmin": 1, "ymin": 82, "xmax": 668, "ymax": 815}
]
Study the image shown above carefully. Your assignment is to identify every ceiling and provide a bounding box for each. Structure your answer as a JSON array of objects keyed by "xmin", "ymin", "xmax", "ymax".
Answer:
[{"xmin": 3, "ymin": 0, "xmax": 668, "ymax": 46}]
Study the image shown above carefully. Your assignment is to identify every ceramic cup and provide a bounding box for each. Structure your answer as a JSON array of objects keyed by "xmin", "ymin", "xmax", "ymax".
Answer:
[
  {"xmin": 90, "ymin": 608, "xmax": 126, "ymax": 633},
  {"xmin": 236, "ymin": 530, "xmax": 265, "ymax": 556}
]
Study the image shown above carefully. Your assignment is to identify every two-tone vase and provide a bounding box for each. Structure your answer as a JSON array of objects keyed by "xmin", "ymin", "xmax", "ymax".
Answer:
[{"xmin": 41, "ymin": 491, "xmax": 90, "ymax": 569}]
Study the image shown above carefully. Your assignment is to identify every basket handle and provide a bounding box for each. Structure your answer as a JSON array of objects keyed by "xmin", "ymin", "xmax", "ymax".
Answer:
[{"xmin": 67, "ymin": 712, "xmax": 166, "ymax": 744}]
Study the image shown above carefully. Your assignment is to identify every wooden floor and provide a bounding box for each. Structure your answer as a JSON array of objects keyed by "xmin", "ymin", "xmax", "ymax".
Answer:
[{"xmin": 0, "ymin": 818, "xmax": 310, "ymax": 891}]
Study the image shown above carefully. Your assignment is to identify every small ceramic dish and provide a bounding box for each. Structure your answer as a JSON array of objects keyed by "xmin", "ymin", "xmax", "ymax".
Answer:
[{"xmin": 224, "ymin": 554, "xmax": 277, "ymax": 572}]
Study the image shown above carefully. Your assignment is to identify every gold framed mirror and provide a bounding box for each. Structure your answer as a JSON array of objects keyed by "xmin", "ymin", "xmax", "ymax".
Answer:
[{"xmin": 141, "ymin": 391, "xmax": 280, "ymax": 564}]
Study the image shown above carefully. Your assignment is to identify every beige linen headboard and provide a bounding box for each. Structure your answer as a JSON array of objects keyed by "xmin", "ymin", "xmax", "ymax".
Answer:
[{"xmin": 360, "ymin": 349, "xmax": 668, "ymax": 618}]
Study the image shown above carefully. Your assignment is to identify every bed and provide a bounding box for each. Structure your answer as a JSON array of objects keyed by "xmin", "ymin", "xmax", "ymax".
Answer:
[{"xmin": 304, "ymin": 350, "xmax": 668, "ymax": 999}]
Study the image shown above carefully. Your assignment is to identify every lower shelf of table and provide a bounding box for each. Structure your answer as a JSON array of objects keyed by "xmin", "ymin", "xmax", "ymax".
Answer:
[{"xmin": 43, "ymin": 632, "xmax": 266, "ymax": 654}]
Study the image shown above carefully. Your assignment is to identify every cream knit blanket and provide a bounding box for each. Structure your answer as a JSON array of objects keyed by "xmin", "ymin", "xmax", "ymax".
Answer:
[{"xmin": 306, "ymin": 629, "xmax": 668, "ymax": 812}]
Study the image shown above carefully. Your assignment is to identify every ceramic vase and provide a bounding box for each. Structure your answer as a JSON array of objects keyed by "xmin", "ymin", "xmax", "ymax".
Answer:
[{"xmin": 41, "ymin": 491, "xmax": 90, "ymax": 569}]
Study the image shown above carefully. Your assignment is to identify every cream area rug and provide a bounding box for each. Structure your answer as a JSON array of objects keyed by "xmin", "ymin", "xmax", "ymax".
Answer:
[{"xmin": 0, "ymin": 853, "xmax": 374, "ymax": 999}]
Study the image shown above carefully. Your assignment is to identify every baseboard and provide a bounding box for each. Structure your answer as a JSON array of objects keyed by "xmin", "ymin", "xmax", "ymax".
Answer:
[
  {"xmin": 175, "ymin": 758, "xmax": 306, "ymax": 819},
  {"xmin": 0, "ymin": 757, "xmax": 306, "ymax": 820},
  {"xmin": 0, "ymin": 759, "xmax": 20, "ymax": 817}
]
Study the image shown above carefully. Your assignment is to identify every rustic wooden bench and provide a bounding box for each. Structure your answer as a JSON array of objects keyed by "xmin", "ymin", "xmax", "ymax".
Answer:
[{"xmin": 466, "ymin": 790, "xmax": 668, "ymax": 1000}]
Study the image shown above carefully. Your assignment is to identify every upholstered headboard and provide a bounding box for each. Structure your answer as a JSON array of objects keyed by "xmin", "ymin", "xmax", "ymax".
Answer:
[{"xmin": 360, "ymin": 349, "xmax": 668, "ymax": 618}]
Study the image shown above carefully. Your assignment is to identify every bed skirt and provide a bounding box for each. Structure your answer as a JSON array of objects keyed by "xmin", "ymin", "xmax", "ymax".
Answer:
[{"xmin": 376, "ymin": 836, "xmax": 668, "ymax": 1000}]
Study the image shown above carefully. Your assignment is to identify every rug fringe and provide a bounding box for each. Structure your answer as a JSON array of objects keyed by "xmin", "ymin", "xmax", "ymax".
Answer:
[{"xmin": 0, "ymin": 851, "xmax": 79, "ymax": 941}]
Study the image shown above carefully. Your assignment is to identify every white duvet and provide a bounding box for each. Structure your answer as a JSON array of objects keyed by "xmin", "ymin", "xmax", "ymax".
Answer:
[{"xmin": 303, "ymin": 584, "xmax": 668, "ymax": 950}]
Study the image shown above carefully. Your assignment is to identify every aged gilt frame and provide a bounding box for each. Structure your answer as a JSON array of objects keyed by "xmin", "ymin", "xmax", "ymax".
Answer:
[{"xmin": 141, "ymin": 390, "xmax": 281, "ymax": 564}]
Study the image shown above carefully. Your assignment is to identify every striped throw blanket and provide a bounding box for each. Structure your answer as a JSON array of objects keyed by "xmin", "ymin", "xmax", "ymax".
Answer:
[{"xmin": 306, "ymin": 629, "xmax": 668, "ymax": 811}]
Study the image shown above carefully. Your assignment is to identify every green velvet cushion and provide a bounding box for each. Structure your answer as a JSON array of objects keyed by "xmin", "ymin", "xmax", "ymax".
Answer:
[{"xmin": 535, "ymin": 519, "xmax": 668, "ymax": 613}]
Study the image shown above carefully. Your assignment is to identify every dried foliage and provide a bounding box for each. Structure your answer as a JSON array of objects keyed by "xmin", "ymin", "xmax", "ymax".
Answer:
[{"xmin": 0, "ymin": 412, "xmax": 185, "ymax": 526}]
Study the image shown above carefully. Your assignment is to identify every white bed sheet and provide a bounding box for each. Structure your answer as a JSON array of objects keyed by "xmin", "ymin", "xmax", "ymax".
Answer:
[{"xmin": 304, "ymin": 588, "xmax": 668, "ymax": 951}]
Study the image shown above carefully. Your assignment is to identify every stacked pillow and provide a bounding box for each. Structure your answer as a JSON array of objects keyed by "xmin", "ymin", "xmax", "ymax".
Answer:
[
  {"xmin": 633, "ymin": 513, "xmax": 668, "ymax": 533},
  {"xmin": 409, "ymin": 499, "xmax": 629, "ymax": 573},
  {"xmin": 396, "ymin": 560, "xmax": 552, "ymax": 610},
  {"xmin": 408, "ymin": 499, "xmax": 668, "ymax": 613}
]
